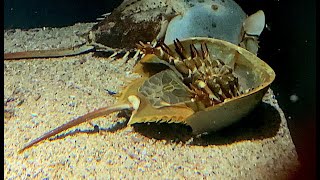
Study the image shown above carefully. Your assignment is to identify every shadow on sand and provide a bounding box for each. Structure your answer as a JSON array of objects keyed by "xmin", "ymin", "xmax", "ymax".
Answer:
[
  {"xmin": 52, "ymin": 102, "xmax": 281, "ymax": 146},
  {"xmin": 131, "ymin": 102, "xmax": 281, "ymax": 146}
]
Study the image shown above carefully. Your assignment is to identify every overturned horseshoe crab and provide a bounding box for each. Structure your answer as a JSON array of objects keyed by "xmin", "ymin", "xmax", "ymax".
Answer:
[
  {"xmin": 19, "ymin": 37, "xmax": 275, "ymax": 152},
  {"xmin": 5, "ymin": 0, "xmax": 265, "ymax": 60}
]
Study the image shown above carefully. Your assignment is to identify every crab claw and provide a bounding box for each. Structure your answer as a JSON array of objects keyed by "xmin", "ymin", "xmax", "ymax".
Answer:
[
  {"xmin": 241, "ymin": 10, "xmax": 266, "ymax": 55},
  {"xmin": 243, "ymin": 10, "xmax": 265, "ymax": 36}
]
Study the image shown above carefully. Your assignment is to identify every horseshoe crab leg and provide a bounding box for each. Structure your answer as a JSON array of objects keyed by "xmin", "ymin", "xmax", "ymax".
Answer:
[
  {"xmin": 241, "ymin": 10, "xmax": 265, "ymax": 54},
  {"xmin": 19, "ymin": 95, "xmax": 140, "ymax": 153}
]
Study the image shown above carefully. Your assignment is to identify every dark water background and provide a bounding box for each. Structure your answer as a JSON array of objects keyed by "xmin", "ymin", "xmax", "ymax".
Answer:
[{"xmin": 4, "ymin": 0, "xmax": 316, "ymax": 178}]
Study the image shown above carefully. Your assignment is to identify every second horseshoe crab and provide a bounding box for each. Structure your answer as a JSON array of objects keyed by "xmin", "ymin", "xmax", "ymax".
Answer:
[
  {"xmin": 19, "ymin": 37, "xmax": 275, "ymax": 152},
  {"xmin": 5, "ymin": 0, "xmax": 265, "ymax": 60}
]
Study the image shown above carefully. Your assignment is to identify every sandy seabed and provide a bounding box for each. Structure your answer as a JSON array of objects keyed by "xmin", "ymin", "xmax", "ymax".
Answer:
[{"xmin": 4, "ymin": 23, "xmax": 299, "ymax": 179}]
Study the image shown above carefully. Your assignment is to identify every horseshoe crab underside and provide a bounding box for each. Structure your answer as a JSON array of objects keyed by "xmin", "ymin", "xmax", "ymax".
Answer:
[{"xmin": 120, "ymin": 37, "xmax": 275, "ymax": 134}]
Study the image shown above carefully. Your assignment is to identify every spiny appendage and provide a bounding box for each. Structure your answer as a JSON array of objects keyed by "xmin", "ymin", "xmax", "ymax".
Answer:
[
  {"xmin": 94, "ymin": 47, "xmax": 144, "ymax": 63},
  {"xmin": 159, "ymin": 39, "xmax": 241, "ymax": 108},
  {"xmin": 136, "ymin": 40, "xmax": 173, "ymax": 60}
]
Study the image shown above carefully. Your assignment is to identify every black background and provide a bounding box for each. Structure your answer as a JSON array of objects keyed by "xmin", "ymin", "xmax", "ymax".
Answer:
[{"xmin": 4, "ymin": 0, "xmax": 316, "ymax": 178}]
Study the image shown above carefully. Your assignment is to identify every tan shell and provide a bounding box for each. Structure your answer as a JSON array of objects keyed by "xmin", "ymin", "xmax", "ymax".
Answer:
[
  {"xmin": 119, "ymin": 37, "xmax": 275, "ymax": 134},
  {"xmin": 19, "ymin": 37, "xmax": 275, "ymax": 152}
]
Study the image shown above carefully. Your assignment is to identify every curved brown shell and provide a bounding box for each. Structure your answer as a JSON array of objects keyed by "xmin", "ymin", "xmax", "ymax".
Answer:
[{"xmin": 119, "ymin": 37, "xmax": 275, "ymax": 134}]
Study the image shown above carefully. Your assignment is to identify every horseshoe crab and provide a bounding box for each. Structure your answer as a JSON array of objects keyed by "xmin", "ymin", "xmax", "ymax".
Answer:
[
  {"xmin": 5, "ymin": 0, "xmax": 265, "ymax": 60},
  {"xmin": 19, "ymin": 37, "xmax": 275, "ymax": 152}
]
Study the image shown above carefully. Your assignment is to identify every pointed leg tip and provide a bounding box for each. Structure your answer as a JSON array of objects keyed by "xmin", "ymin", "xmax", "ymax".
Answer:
[{"xmin": 18, "ymin": 148, "xmax": 25, "ymax": 154}]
